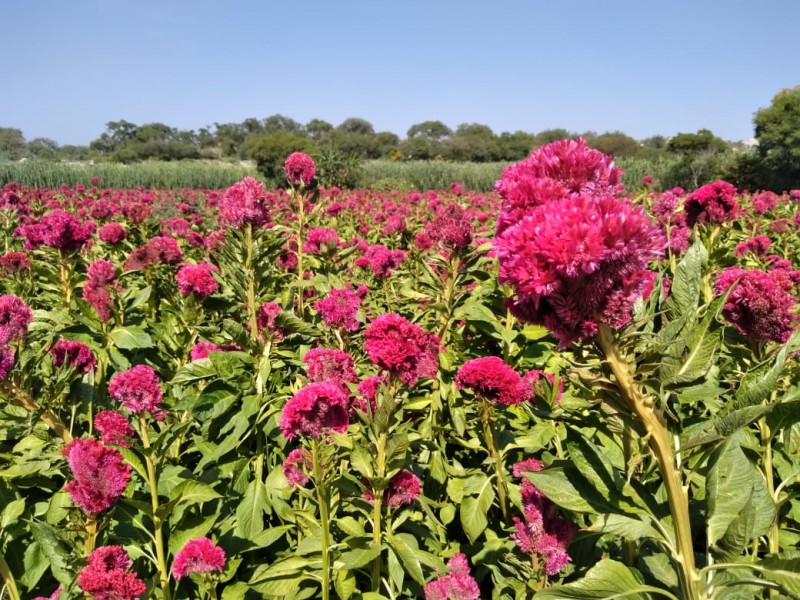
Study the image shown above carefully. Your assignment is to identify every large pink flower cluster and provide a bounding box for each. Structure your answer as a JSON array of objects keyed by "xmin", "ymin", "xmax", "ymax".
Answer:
[
  {"xmin": 282, "ymin": 448, "xmax": 312, "ymax": 487},
  {"xmin": 683, "ymin": 180, "xmax": 739, "ymax": 227},
  {"xmin": 303, "ymin": 227, "xmax": 340, "ymax": 255},
  {"xmin": 219, "ymin": 177, "xmax": 269, "ymax": 228},
  {"xmin": 94, "ymin": 410, "xmax": 135, "ymax": 448},
  {"xmin": 0, "ymin": 251, "xmax": 30, "ymax": 273},
  {"xmin": 355, "ymin": 244, "xmax": 407, "ymax": 278},
  {"xmin": 0, "ymin": 294, "xmax": 33, "ymax": 345},
  {"xmin": 172, "ymin": 537, "xmax": 226, "ymax": 581},
  {"xmin": 63, "ymin": 438, "xmax": 131, "ymax": 514},
  {"xmin": 0, "ymin": 347, "xmax": 14, "ymax": 380},
  {"xmin": 83, "ymin": 259, "xmax": 118, "ymax": 322},
  {"xmin": 17, "ymin": 209, "xmax": 94, "ymax": 252},
  {"xmin": 495, "ymin": 195, "xmax": 664, "ymax": 346},
  {"xmin": 280, "ymin": 382, "xmax": 350, "ymax": 439},
  {"xmin": 313, "ymin": 287, "xmax": 361, "ymax": 331},
  {"xmin": 98, "ymin": 222, "xmax": 127, "ymax": 244},
  {"xmin": 257, "ymin": 301, "xmax": 287, "ymax": 341},
  {"xmin": 124, "ymin": 236, "xmax": 184, "ymax": 271},
  {"xmin": 284, "ymin": 152, "xmax": 316, "ymax": 186},
  {"xmin": 714, "ymin": 267, "xmax": 797, "ymax": 343},
  {"xmin": 431, "ymin": 204, "xmax": 473, "ymax": 252},
  {"xmin": 176, "ymin": 262, "xmax": 219, "ymax": 297},
  {"xmin": 77, "ymin": 546, "xmax": 146, "ymax": 599},
  {"xmin": 50, "ymin": 339, "xmax": 96, "ymax": 373},
  {"xmin": 108, "ymin": 365, "xmax": 164, "ymax": 417},
  {"xmin": 423, "ymin": 553, "xmax": 480, "ymax": 600},
  {"xmin": 364, "ymin": 313, "xmax": 439, "ymax": 385},
  {"xmin": 303, "ymin": 347, "xmax": 358, "ymax": 386},
  {"xmin": 455, "ymin": 356, "xmax": 532, "ymax": 405}
]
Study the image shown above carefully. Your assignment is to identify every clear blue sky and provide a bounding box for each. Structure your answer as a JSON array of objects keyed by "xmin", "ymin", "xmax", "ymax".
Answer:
[{"xmin": 2, "ymin": 0, "xmax": 797, "ymax": 145}]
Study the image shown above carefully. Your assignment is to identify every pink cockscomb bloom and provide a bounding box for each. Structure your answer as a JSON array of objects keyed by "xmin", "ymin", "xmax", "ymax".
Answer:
[
  {"xmin": 431, "ymin": 204, "xmax": 473, "ymax": 252},
  {"xmin": 94, "ymin": 410, "xmax": 135, "ymax": 448},
  {"xmin": 172, "ymin": 537, "xmax": 226, "ymax": 581},
  {"xmin": 303, "ymin": 227, "xmax": 340, "ymax": 255},
  {"xmin": 0, "ymin": 346, "xmax": 15, "ymax": 380},
  {"xmin": 0, "ymin": 251, "xmax": 30, "ymax": 272},
  {"xmin": 284, "ymin": 152, "xmax": 316, "ymax": 186},
  {"xmin": 357, "ymin": 244, "xmax": 407, "ymax": 278},
  {"xmin": 190, "ymin": 341, "xmax": 220, "ymax": 361},
  {"xmin": 219, "ymin": 177, "xmax": 269, "ymax": 228},
  {"xmin": 176, "ymin": 262, "xmax": 219, "ymax": 297},
  {"xmin": 50, "ymin": 339, "xmax": 96, "ymax": 373},
  {"xmin": 751, "ymin": 191, "xmax": 779, "ymax": 214},
  {"xmin": 257, "ymin": 301, "xmax": 286, "ymax": 341},
  {"xmin": 0, "ymin": 294, "xmax": 33, "ymax": 345},
  {"xmin": 98, "ymin": 222, "xmax": 127, "ymax": 244},
  {"xmin": 494, "ymin": 194, "xmax": 664, "ymax": 346},
  {"xmin": 37, "ymin": 209, "xmax": 95, "ymax": 252},
  {"xmin": 683, "ymin": 180, "xmax": 739, "ymax": 227},
  {"xmin": 78, "ymin": 546, "xmax": 146, "ymax": 600},
  {"xmin": 303, "ymin": 347, "xmax": 358, "ymax": 386},
  {"xmin": 714, "ymin": 267, "xmax": 797, "ymax": 343},
  {"xmin": 423, "ymin": 553, "xmax": 480, "ymax": 600},
  {"xmin": 108, "ymin": 365, "xmax": 164, "ymax": 417},
  {"xmin": 314, "ymin": 288, "xmax": 361, "ymax": 332},
  {"xmin": 364, "ymin": 313, "xmax": 439, "ymax": 386},
  {"xmin": 280, "ymin": 382, "xmax": 350, "ymax": 440},
  {"xmin": 456, "ymin": 356, "xmax": 533, "ymax": 406},
  {"xmin": 32, "ymin": 587, "xmax": 60, "ymax": 600},
  {"xmin": 364, "ymin": 469, "xmax": 421, "ymax": 507},
  {"xmin": 282, "ymin": 448, "xmax": 312, "ymax": 487},
  {"xmin": 735, "ymin": 235, "xmax": 771, "ymax": 258},
  {"xmin": 63, "ymin": 438, "xmax": 131, "ymax": 514},
  {"xmin": 83, "ymin": 259, "xmax": 118, "ymax": 322}
]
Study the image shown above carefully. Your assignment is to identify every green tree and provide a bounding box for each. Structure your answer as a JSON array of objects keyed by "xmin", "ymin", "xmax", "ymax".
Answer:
[
  {"xmin": 497, "ymin": 130, "xmax": 536, "ymax": 161},
  {"xmin": 754, "ymin": 86, "xmax": 800, "ymax": 190},
  {"xmin": 337, "ymin": 118, "xmax": 374, "ymax": 135},
  {"xmin": 0, "ymin": 127, "xmax": 26, "ymax": 160},
  {"xmin": 263, "ymin": 114, "xmax": 303, "ymax": 135},
  {"xmin": 589, "ymin": 131, "xmax": 640, "ymax": 158},
  {"xmin": 534, "ymin": 128, "xmax": 574, "ymax": 146},
  {"xmin": 247, "ymin": 132, "xmax": 314, "ymax": 182},
  {"xmin": 444, "ymin": 123, "xmax": 501, "ymax": 162},
  {"xmin": 407, "ymin": 120, "xmax": 452, "ymax": 140},
  {"xmin": 307, "ymin": 119, "xmax": 334, "ymax": 139},
  {"xmin": 26, "ymin": 138, "xmax": 59, "ymax": 160}
]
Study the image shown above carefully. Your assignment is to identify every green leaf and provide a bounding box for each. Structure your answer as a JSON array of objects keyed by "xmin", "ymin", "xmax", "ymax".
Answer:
[
  {"xmin": 236, "ymin": 480, "xmax": 269, "ymax": 540},
  {"xmin": 334, "ymin": 568, "xmax": 356, "ymax": 600},
  {"xmin": 388, "ymin": 532, "xmax": 425, "ymax": 585},
  {"xmin": 334, "ymin": 543, "xmax": 383, "ymax": 570},
  {"xmin": 29, "ymin": 521, "xmax": 71, "ymax": 586},
  {"xmin": 734, "ymin": 336, "xmax": 797, "ymax": 408},
  {"xmin": 459, "ymin": 474, "xmax": 494, "ymax": 543},
  {"xmin": 108, "ymin": 326, "xmax": 153, "ymax": 350},
  {"xmin": 665, "ymin": 239, "xmax": 707, "ymax": 321},
  {"xmin": 170, "ymin": 479, "xmax": 222, "ymax": 506},
  {"xmin": 171, "ymin": 358, "xmax": 217, "ymax": 384},
  {"xmin": 525, "ymin": 466, "xmax": 595, "ymax": 514},
  {"xmin": 587, "ymin": 513, "xmax": 664, "ymax": 542},
  {"xmin": 249, "ymin": 525, "xmax": 293, "ymax": 549},
  {"xmin": 766, "ymin": 396, "xmax": 800, "ymax": 436},
  {"xmin": 221, "ymin": 582, "xmax": 249, "ymax": 600},
  {"xmin": 0, "ymin": 498, "xmax": 25, "ymax": 529},
  {"xmin": 534, "ymin": 559, "xmax": 678, "ymax": 599},
  {"xmin": 749, "ymin": 556, "xmax": 800, "ymax": 596}
]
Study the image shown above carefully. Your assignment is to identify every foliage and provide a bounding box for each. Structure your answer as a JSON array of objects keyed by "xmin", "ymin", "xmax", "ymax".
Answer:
[{"xmin": 754, "ymin": 86, "xmax": 800, "ymax": 190}]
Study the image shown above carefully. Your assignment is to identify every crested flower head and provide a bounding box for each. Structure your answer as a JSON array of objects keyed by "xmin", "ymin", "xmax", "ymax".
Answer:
[
  {"xmin": 78, "ymin": 545, "xmax": 146, "ymax": 600},
  {"xmin": 356, "ymin": 244, "xmax": 407, "ymax": 278},
  {"xmin": 364, "ymin": 469, "xmax": 421, "ymax": 507},
  {"xmin": 94, "ymin": 410, "xmax": 135, "ymax": 448},
  {"xmin": 303, "ymin": 227, "xmax": 339, "ymax": 255},
  {"xmin": 0, "ymin": 294, "xmax": 33, "ymax": 345},
  {"xmin": 284, "ymin": 152, "xmax": 316, "ymax": 186},
  {"xmin": 683, "ymin": 180, "xmax": 739, "ymax": 227},
  {"xmin": 50, "ymin": 339, "xmax": 96, "ymax": 373},
  {"xmin": 63, "ymin": 438, "xmax": 131, "ymax": 514},
  {"xmin": 423, "ymin": 553, "xmax": 480, "ymax": 600},
  {"xmin": 303, "ymin": 347, "xmax": 358, "ymax": 386},
  {"xmin": 176, "ymin": 262, "xmax": 219, "ymax": 297},
  {"xmin": 219, "ymin": 177, "xmax": 269, "ymax": 228},
  {"xmin": 0, "ymin": 251, "xmax": 30, "ymax": 272},
  {"xmin": 83, "ymin": 259, "xmax": 118, "ymax": 322},
  {"xmin": 38, "ymin": 209, "xmax": 95, "ymax": 252},
  {"xmin": 431, "ymin": 204, "xmax": 473, "ymax": 252},
  {"xmin": 455, "ymin": 356, "xmax": 532, "ymax": 405},
  {"xmin": 98, "ymin": 222, "xmax": 127, "ymax": 244},
  {"xmin": 0, "ymin": 346, "xmax": 14, "ymax": 380},
  {"xmin": 282, "ymin": 448, "xmax": 312, "ymax": 487},
  {"xmin": 172, "ymin": 537, "xmax": 226, "ymax": 581},
  {"xmin": 257, "ymin": 301, "xmax": 286, "ymax": 340},
  {"xmin": 108, "ymin": 365, "xmax": 165, "ymax": 418},
  {"xmin": 364, "ymin": 313, "xmax": 439, "ymax": 386},
  {"xmin": 280, "ymin": 382, "xmax": 350, "ymax": 439},
  {"xmin": 313, "ymin": 288, "xmax": 361, "ymax": 332}
]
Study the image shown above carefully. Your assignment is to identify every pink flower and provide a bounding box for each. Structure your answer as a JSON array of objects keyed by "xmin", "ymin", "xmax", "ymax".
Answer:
[
  {"xmin": 357, "ymin": 244, "xmax": 407, "ymax": 278},
  {"xmin": 86, "ymin": 546, "xmax": 133, "ymax": 571},
  {"xmin": 190, "ymin": 341, "xmax": 220, "ymax": 361},
  {"xmin": 98, "ymin": 222, "xmax": 127, "ymax": 244},
  {"xmin": 314, "ymin": 288, "xmax": 361, "ymax": 332},
  {"xmin": 355, "ymin": 374, "xmax": 385, "ymax": 413},
  {"xmin": 284, "ymin": 152, "xmax": 316, "ymax": 186},
  {"xmin": 683, "ymin": 180, "xmax": 739, "ymax": 227},
  {"xmin": 172, "ymin": 537, "xmax": 226, "ymax": 581},
  {"xmin": 527, "ymin": 370, "xmax": 565, "ymax": 404},
  {"xmin": 364, "ymin": 469, "xmax": 421, "ymax": 507},
  {"xmin": 714, "ymin": 268, "xmax": 797, "ymax": 343},
  {"xmin": 431, "ymin": 204, "xmax": 473, "ymax": 252},
  {"xmin": 0, "ymin": 294, "xmax": 33, "ymax": 345},
  {"xmin": 176, "ymin": 262, "xmax": 219, "ymax": 297},
  {"xmin": 735, "ymin": 235, "xmax": 771, "ymax": 258},
  {"xmin": 38, "ymin": 209, "xmax": 94, "ymax": 252},
  {"xmin": 364, "ymin": 313, "xmax": 439, "ymax": 386},
  {"xmin": 303, "ymin": 348, "xmax": 358, "ymax": 386},
  {"xmin": 0, "ymin": 251, "xmax": 30, "ymax": 272},
  {"xmin": 304, "ymin": 227, "xmax": 339, "ymax": 255},
  {"xmin": 282, "ymin": 448, "xmax": 312, "ymax": 487},
  {"xmin": 0, "ymin": 346, "xmax": 14, "ymax": 379},
  {"xmin": 108, "ymin": 365, "xmax": 165, "ymax": 417},
  {"xmin": 94, "ymin": 410, "xmax": 135, "ymax": 448},
  {"xmin": 219, "ymin": 177, "xmax": 269, "ymax": 228},
  {"xmin": 751, "ymin": 191, "xmax": 778, "ymax": 214},
  {"xmin": 32, "ymin": 587, "xmax": 60, "ymax": 600},
  {"xmin": 280, "ymin": 382, "xmax": 350, "ymax": 439},
  {"xmin": 63, "ymin": 438, "xmax": 131, "ymax": 514},
  {"xmin": 50, "ymin": 339, "xmax": 96, "ymax": 373},
  {"xmin": 78, "ymin": 546, "xmax": 146, "ymax": 599},
  {"xmin": 494, "ymin": 194, "xmax": 664, "ymax": 346},
  {"xmin": 641, "ymin": 175, "xmax": 654, "ymax": 187},
  {"xmin": 423, "ymin": 553, "xmax": 480, "ymax": 600},
  {"xmin": 257, "ymin": 301, "xmax": 286, "ymax": 340},
  {"xmin": 455, "ymin": 357, "xmax": 532, "ymax": 405},
  {"xmin": 83, "ymin": 259, "xmax": 118, "ymax": 322}
]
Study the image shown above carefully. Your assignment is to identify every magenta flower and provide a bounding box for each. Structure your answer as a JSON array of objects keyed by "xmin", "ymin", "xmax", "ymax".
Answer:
[
  {"xmin": 456, "ymin": 357, "xmax": 532, "ymax": 406},
  {"xmin": 63, "ymin": 438, "xmax": 131, "ymax": 514},
  {"xmin": 0, "ymin": 346, "xmax": 14, "ymax": 380},
  {"xmin": 172, "ymin": 537, "xmax": 226, "ymax": 581},
  {"xmin": 176, "ymin": 262, "xmax": 219, "ymax": 297},
  {"xmin": 98, "ymin": 222, "xmax": 127, "ymax": 244},
  {"xmin": 83, "ymin": 259, "xmax": 118, "ymax": 322},
  {"xmin": 50, "ymin": 339, "xmax": 96, "ymax": 373},
  {"xmin": 364, "ymin": 469, "xmax": 421, "ymax": 507},
  {"xmin": 303, "ymin": 227, "xmax": 340, "ymax": 255},
  {"xmin": 364, "ymin": 313, "xmax": 439, "ymax": 386},
  {"xmin": 284, "ymin": 152, "xmax": 316, "ymax": 186},
  {"xmin": 0, "ymin": 294, "xmax": 33, "ymax": 345},
  {"xmin": 431, "ymin": 204, "xmax": 473, "ymax": 252},
  {"xmin": 31, "ymin": 587, "xmax": 60, "ymax": 600},
  {"xmin": 356, "ymin": 244, "xmax": 407, "ymax": 278},
  {"xmin": 280, "ymin": 382, "xmax": 350, "ymax": 439},
  {"xmin": 108, "ymin": 365, "xmax": 164, "ymax": 417},
  {"xmin": 219, "ymin": 177, "xmax": 269, "ymax": 228},
  {"xmin": 78, "ymin": 546, "xmax": 146, "ymax": 600},
  {"xmin": 190, "ymin": 341, "xmax": 220, "ymax": 361},
  {"xmin": 303, "ymin": 347, "xmax": 358, "ymax": 386},
  {"xmin": 734, "ymin": 235, "xmax": 771, "ymax": 258},
  {"xmin": 282, "ymin": 448, "xmax": 312, "ymax": 487},
  {"xmin": 313, "ymin": 288, "xmax": 361, "ymax": 332},
  {"xmin": 257, "ymin": 301, "xmax": 286, "ymax": 341},
  {"xmin": 37, "ymin": 209, "xmax": 95, "ymax": 252},
  {"xmin": 94, "ymin": 410, "xmax": 135, "ymax": 448},
  {"xmin": 494, "ymin": 194, "xmax": 664, "ymax": 346},
  {"xmin": 423, "ymin": 553, "xmax": 480, "ymax": 600},
  {"xmin": 751, "ymin": 191, "xmax": 779, "ymax": 214},
  {"xmin": 0, "ymin": 251, "xmax": 30, "ymax": 272},
  {"xmin": 683, "ymin": 180, "xmax": 739, "ymax": 227}
]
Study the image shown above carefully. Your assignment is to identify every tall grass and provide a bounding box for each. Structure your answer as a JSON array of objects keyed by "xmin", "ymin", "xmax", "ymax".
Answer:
[{"xmin": 0, "ymin": 160, "xmax": 259, "ymax": 189}]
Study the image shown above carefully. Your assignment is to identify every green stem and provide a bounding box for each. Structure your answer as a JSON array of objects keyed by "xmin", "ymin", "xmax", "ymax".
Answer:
[
  {"xmin": 58, "ymin": 250, "xmax": 72, "ymax": 307},
  {"xmin": 311, "ymin": 439, "xmax": 331, "ymax": 600},
  {"xmin": 760, "ymin": 419, "xmax": 780, "ymax": 556},
  {"xmin": 0, "ymin": 551, "xmax": 20, "ymax": 600},
  {"xmin": 597, "ymin": 324, "xmax": 701, "ymax": 600},
  {"xmin": 0, "ymin": 381, "xmax": 72, "ymax": 442},
  {"xmin": 295, "ymin": 190, "xmax": 305, "ymax": 316},
  {"xmin": 371, "ymin": 431, "xmax": 387, "ymax": 592},
  {"xmin": 139, "ymin": 417, "xmax": 172, "ymax": 600},
  {"xmin": 244, "ymin": 224, "xmax": 259, "ymax": 344},
  {"xmin": 436, "ymin": 255, "xmax": 459, "ymax": 345},
  {"xmin": 84, "ymin": 514, "xmax": 98, "ymax": 557},
  {"xmin": 481, "ymin": 398, "xmax": 509, "ymax": 521}
]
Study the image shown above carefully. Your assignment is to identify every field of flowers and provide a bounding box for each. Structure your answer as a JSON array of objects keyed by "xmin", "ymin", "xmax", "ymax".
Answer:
[{"xmin": 0, "ymin": 140, "xmax": 799, "ymax": 600}]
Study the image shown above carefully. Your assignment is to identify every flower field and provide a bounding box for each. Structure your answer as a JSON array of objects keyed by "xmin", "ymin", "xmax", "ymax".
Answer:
[{"xmin": 1, "ymin": 141, "xmax": 799, "ymax": 599}]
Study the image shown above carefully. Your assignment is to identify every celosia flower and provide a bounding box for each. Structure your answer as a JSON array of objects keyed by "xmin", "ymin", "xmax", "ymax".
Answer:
[
  {"xmin": 31, "ymin": 587, "xmax": 60, "ymax": 600},
  {"xmin": 313, "ymin": 288, "xmax": 361, "ymax": 332},
  {"xmin": 714, "ymin": 267, "xmax": 797, "ymax": 343},
  {"xmin": 494, "ymin": 194, "xmax": 664, "ymax": 346},
  {"xmin": 364, "ymin": 313, "xmax": 439, "ymax": 386},
  {"xmin": 63, "ymin": 438, "xmax": 131, "ymax": 514},
  {"xmin": 282, "ymin": 448, "xmax": 312, "ymax": 487},
  {"xmin": 108, "ymin": 365, "xmax": 164, "ymax": 417},
  {"xmin": 280, "ymin": 382, "xmax": 350, "ymax": 439},
  {"xmin": 190, "ymin": 341, "xmax": 220, "ymax": 361},
  {"xmin": 83, "ymin": 259, "xmax": 118, "ymax": 322},
  {"xmin": 78, "ymin": 546, "xmax": 146, "ymax": 600},
  {"xmin": 356, "ymin": 244, "xmax": 407, "ymax": 278},
  {"xmin": 257, "ymin": 301, "xmax": 286, "ymax": 340},
  {"xmin": 284, "ymin": 152, "xmax": 316, "ymax": 186},
  {"xmin": 364, "ymin": 469, "xmax": 421, "ymax": 507},
  {"xmin": 219, "ymin": 177, "xmax": 269, "ymax": 228},
  {"xmin": 94, "ymin": 410, "xmax": 135, "ymax": 448},
  {"xmin": 172, "ymin": 537, "xmax": 226, "ymax": 581},
  {"xmin": 303, "ymin": 227, "xmax": 339, "ymax": 254},
  {"xmin": 147, "ymin": 236, "xmax": 183, "ymax": 264},
  {"xmin": 354, "ymin": 374, "xmax": 385, "ymax": 413},
  {"xmin": 735, "ymin": 235, "xmax": 771, "ymax": 258},
  {"xmin": 50, "ymin": 339, "xmax": 96, "ymax": 373},
  {"xmin": 456, "ymin": 357, "xmax": 532, "ymax": 405},
  {"xmin": 0, "ymin": 294, "xmax": 33, "ymax": 345},
  {"xmin": 751, "ymin": 191, "xmax": 778, "ymax": 214},
  {"xmin": 527, "ymin": 370, "xmax": 565, "ymax": 405},
  {"xmin": 431, "ymin": 204, "xmax": 473, "ymax": 252},
  {"xmin": 0, "ymin": 251, "xmax": 30, "ymax": 272},
  {"xmin": 683, "ymin": 180, "xmax": 739, "ymax": 227},
  {"xmin": 303, "ymin": 347, "xmax": 358, "ymax": 386},
  {"xmin": 176, "ymin": 262, "xmax": 219, "ymax": 297},
  {"xmin": 98, "ymin": 222, "xmax": 127, "ymax": 244},
  {"xmin": 37, "ymin": 209, "xmax": 94, "ymax": 252},
  {"xmin": 0, "ymin": 346, "xmax": 15, "ymax": 379},
  {"xmin": 423, "ymin": 553, "xmax": 480, "ymax": 600}
]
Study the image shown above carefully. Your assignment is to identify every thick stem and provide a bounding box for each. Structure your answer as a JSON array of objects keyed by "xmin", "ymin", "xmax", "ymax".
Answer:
[
  {"xmin": 436, "ymin": 255, "xmax": 459, "ymax": 345},
  {"xmin": 371, "ymin": 431, "xmax": 387, "ymax": 592},
  {"xmin": 311, "ymin": 439, "xmax": 331, "ymax": 600},
  {"xmin": 0, "ymin": 551, "xmax": 20, "ymax": 600},
  {"xmin": 139, "ymin": 417, "xmax": 172, "ymax": 600},
  {"xmin": 1, "ymin": 382, "xmax": 72, "ymax": 442},
  {"xmin": 58, "ymin": 250, "xmax": 72, "ymax": 307},
  {"xmin": 760, "ymin": 419, "xmax": 780, "ymax": 556},
  {"xmin": 244, "ymin": 224, "xmax": 259, "ymax": 344},
  {"xmin": 480, "ymin": 399, "xmax": 509, "ymax": 521},
  {"xmin": 295, "ymin": 192, "xmax": 305, "ymax": 316},
  {"xmin": 84, "ymin": 514, "xmax": 98, "ymax": 557},
  {"xmin": 597, "ymin": 325, "xmax": 701, "ymax": 600}
]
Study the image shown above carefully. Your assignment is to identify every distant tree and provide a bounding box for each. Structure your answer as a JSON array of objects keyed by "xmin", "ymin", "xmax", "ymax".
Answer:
[
  {"xmin": 213, "ymin": 123, "xmax": 249, "ymax": 157},
  {"xmin": 497, "ymin": 130, "xmax": 536, "ymax": 161},
  {"xmin": 371, "ymin": 132, "xmax": 400, "ymax": 158},
  {"xmin": 665, "ymin": 129, "xmax": 730, "ymax": 189},
  {"xmin": 0, "ymin": 127, "xmax": 26, "ymax": 159},
  {"xmin": 445, "ymin": 123, "xmax": 501, "ymax": 162},
  {"xmin": 263, "ymin": 114, "xmax": 303, "ymax": 135},
  {"xmin": 337, "ymin": 118, "xmax": 374, "ymax": 135},
  {"xmin": 589, "ymin": 131, "xmax": 640, "ymax": 158},
  {"xmin": 407, "ymin": 120, "xmax": 452, "ymax": 140},
  {"xmin": 754, "ymin": 86, "xmax": 800, "ymax": 190},
  {"xmin": 399, "ymin": 136, "xmax": 438, "ymax": 160},
  {"xmin": 306, "ymin": 119, "xmax": 334, "ymax": 139},
  {"xmin": 666, "ymin": 129, "xmax": 729, "ymax": 155},
  {"xmin": 57, "ymin": 145, "xmax": 93, "ymax": 161},
  {"xmin": 241, "ymin": 118, "xmax": 264, "ymax": 134},
  {"xmin": 26, "ymin": 138, "xmax": 59, "ymax": 160},
  {"xmin": 641, "ymin": 135, "xmax": 668, "ymax": 149},
  {"xmin": 247, "ymin": 132, "xmax": 314, "ymax": 181},
  {"xmin": 534, "ymin": 128, "xmax": 574, "ymax": 146}
]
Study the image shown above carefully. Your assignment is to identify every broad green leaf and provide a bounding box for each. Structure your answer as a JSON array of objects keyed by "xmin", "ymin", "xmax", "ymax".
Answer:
[
  {"xmin": 250, "ymin": 525, "xmax": 293, "ymax": 549},
  {"xmin": 171, "ymin": 358, "xmax": 217, "ymax": 384},
  {"xmin": 108, "ymin": 326, "xmax": 153, "ymax": 350},
  {"xmin": 534, "ymin": 559, "xmax": 678, "ymax": 599},
  {"xmin": 766, "ymin": 396, "xmax": 800, "ymax": 436},
  {"xmin": 29, "ymin": 521, "xmax": 71, "ymax": 586},
  {"xmin": 388, "ymin": 532, "xmax": 425, "ymax": 585},
  {"xmin": 334, "ymin": 568, "xmax": 356, "ymax": 600},
  {"xmin": 334, "ymin": 543, "xmax": 383, "ymax": 569},
  {"xmin": 460, "ymin": 475, "xmax": 494, "ymax": 543},
  {"xmin": 170, "ymin": 479, "xmax": 221, "ymax": 505},
  {"xmin": 221, "ymin": 582, "xmax": 249, "ymax": 600},
  {"xmin": 734, "ymin": 336, "xmax": 797, "ymax": 408},
  {"xmin": 0, "ymin": 498, "xmax": 25, "ymax": 529},
  {"xmin": 525, "ymin": 466, "xmax": 596, "ymax": 514},
  {"xmin": 748, "ymin": 556, "xmax": 800, "ymax": 596},
  {"xmin": 588, "ymin": 513, "xmax": 665, "ymax": 542},
  {"xmin": 236, "ymin": 480, "xmax": 269, "ymax": 540},
  {"xmin": 664, "ymin": 240, "xmax": 706, "ymax": 321}
]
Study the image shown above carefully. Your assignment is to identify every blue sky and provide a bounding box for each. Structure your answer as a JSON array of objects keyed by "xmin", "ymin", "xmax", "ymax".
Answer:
[{"xmin": 2, "ymin": 0, "xmax": 797, "ymax": 145}]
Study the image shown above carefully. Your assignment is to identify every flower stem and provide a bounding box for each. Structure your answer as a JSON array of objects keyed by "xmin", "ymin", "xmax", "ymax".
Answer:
[
  {"xmin": 58, "ymin": 250, "xmax": 72, "ymax": 307},
  {"xmin": 0, "ymin": 381, "xmax": 72, "ymax": 442},
  {"xmin": 760, "ymin": 418, "xmax": 780, "ymax": 556},
  {"xmin": 480, "ymin": 398, "xmax": 509, "ymax": 521},
  {"xmin": 371, "ymin": 431, "xmax": 387, "ymax": 592},
  {"xmin": 311, "ymin": 439, "xmax": 331, "ymax": 600},
  {"xmin": 0, "ymin": 551, "xmax": 20, "ymax": 600},
  {"xmin": 138, "ymin": 416, "xmax": 172, "ymax": 600},
  {"xmin": 84, "ymin": 514, "xmax": 98, "ymax": 557},
  {"xmin": 244, "ymin": 223, "xmax": 259, "ymax": 344},
  {"xmin": 295, "ymin": 191, "xmax": 306, "ymax": 316},
  {"xmin": 597, "ymin": 324, "xmax": 701, "ymax": 600}
]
